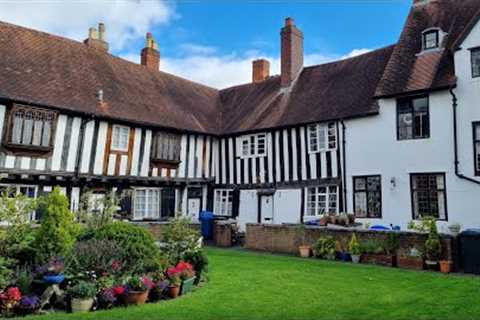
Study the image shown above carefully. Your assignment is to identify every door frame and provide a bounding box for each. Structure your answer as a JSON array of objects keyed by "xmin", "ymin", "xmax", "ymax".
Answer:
[{"xmin": 257, "ymin": 189, "xmax": 276, "ymax": 223}]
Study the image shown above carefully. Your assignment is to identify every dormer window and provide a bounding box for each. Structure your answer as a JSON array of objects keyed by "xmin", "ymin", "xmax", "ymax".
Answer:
[{"xmin": 422, "ymin": 28, "xmax": 443, "ymax": 51}]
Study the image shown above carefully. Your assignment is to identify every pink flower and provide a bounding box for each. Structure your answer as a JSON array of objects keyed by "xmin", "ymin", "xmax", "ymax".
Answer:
[
  {"xmin": 112, "ymin": 286, "xmax": 125, "ymax": 296},
  {"xmin": 142, "ymin": 276, "xmax": 155, "ymax": 290},
  {"xmin": 7, "ymin": 287, "xmax": 21, "ymax": 302},
  {"xmin": 111, "ymin": 260, "xmax": 122, "ymax": 271}
]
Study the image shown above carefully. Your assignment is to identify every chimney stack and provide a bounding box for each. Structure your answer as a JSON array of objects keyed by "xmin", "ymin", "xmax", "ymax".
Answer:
[
  {"xmin": 413, "ymin": 0, "xmax": 438, "ymax": 7},
  {"xmin": 83, "ymin": 23, "xmax": 109, "ymax": 52},
  {"xmin": 281, "ymin": 17, "xmax": 304, "ymax": 87},
  {"xmin": 252, "ymin": 59, "xmax": 270, "ymax": 83},
  {"xmin": 141, "ymin": 32, "xmax": 160, "ymax": 71}
]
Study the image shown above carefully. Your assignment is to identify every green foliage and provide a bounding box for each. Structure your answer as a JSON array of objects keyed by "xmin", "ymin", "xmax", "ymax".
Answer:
[
  {"xmin": 14, "ymin": 267, "xmax": 33, "ymax": 295},
  {"xmin": 184, "ymin": 250, "xmax": 209, "ymax": 282},
  {"xmin": 0, "ymin": 256, "xmax": 13, "ymax": 289},
  {"xmin": 125, "ymin": 275, "xmax": 149, "ymax": 292},
  {"xmin": 348, "ymin": 233, "xmax": 361, "ymax": 256},
  {"xmin": 385, "ymin": 233, "xmax": 400, "ymax": 255},
  {"xmin": 313, "ymin": 236, "xmax": 336, "ymax": 259},
  {"xmin": 66, "ymin": 239, "xmax": 128, "ymax": 275},
  {"xmin": 407, "ymin": 216, "xmax": 437, "ymax": 233},
  {"xmin": 360, "ymin": 239, "xmax": 385, "ymax": 254},
  {"xmin": 67, "ymin": 280, "xmax": 97, "ymax": 299},
  {"xmin": 425, "ymin": 221, "xmax": 441, "ymax": 261},
  {"xmin": 77, "ymin": 190, "xmax": 126, "ymax": 231},
  {"xmin": 162, "ymin": 217, "xmax": 202, "ymax": 265},
  {"xmin": 34, "ymin": 188, "xmax": 80, "ymax": 262},
  {"xmin": 91, "ymin": 221, "xmax": 162, "ymax": 274}
]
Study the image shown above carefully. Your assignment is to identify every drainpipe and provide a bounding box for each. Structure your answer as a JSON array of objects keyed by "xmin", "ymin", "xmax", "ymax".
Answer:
[
  {"xmin": 340, "ymin": 120, "xmax": 348, "ymax": 212},
  {"xmin": 449, "ymin": 87, "xmax": 480, "ymax": 185}
]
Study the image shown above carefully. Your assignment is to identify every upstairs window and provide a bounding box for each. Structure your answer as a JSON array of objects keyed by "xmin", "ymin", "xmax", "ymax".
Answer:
[
  {"xmin": 397, "ymin": 96, "xmax": 430, "ymax": 140},
  {"xmin": 470, "ymin": 48, "xmax": 480, "ymax": 78},
  {"xmin": 6, "ymin": 105, "xmax": 57, "ymax": 150},
  {"xmin": 152, "ymin": 132, "xmax": 181, "ymax": 162},
  {"xmin": 308, "ymin": 122, "xmax": 336, "ymax": 153},
  {"xmin": 239, "ymin": 133, "xmax": 266, "ymax": 158},
  {"xmin": 111, "ymin": 125, "xmax": 130, "ymax": 152},
  {"xmin": 423, "ymin": 30, "xmax": 439, "ymax": 50}
]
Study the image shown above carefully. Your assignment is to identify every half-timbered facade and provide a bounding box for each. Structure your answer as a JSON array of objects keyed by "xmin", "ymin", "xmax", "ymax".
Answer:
[{"xmin": 1, "ymin": 0, "xmax": 480, "ymax": 231}]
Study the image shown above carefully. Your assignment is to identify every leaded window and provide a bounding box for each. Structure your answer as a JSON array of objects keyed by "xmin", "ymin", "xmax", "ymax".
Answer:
[
  {"xmin": 239, "ymin": 133, "xmax": 266, "ymax": 158},
  {"xmin": 471, "ymin": 48, "xmax": 480, "ymax": 78},
  {"xmin": 152, "ymin": 132, "xmax": 181, "ymax": 162},
  {"xmin": 423, "ymin": 30, "xmax": 439, "ymax": 50},
  {"xmin": 411, "ymin": 173, "xmax": 447, "ymax": 220},
  {"xmin": 353, "ymin": 176, "xmax": 382, "ymax": 218},
  {"xmin": 397, "ymin": 96, "xmax": 430, "ymax": 140},
  {"xmin": 308, "ymin": 122, "xmax": 336, "ymax": 153},
  {"xmin": 473, "ymin": 122, "xmax": 480, "ymax": 176},
  {"xmin": 111, "ymin": 125, "xmax": 130, "ymax": 151}
]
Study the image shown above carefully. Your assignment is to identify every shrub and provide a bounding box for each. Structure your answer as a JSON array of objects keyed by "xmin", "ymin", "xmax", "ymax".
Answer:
[
  {"xmin": 385, "ymin": 232, "xmax": 400, "ymax": 255},
  {"xmin": 360, "ymin": 239, "xmax": 385, "ymax": 254},
  {"xmin": 348, "ymin": 233, "xmax": 361, "ymax": 256},
  {"xmin": 184, "ymin": 250, "xmax": 208, "ymax": 282},
  {"xmin": 14, "ymin": 268, "xmax": 33, "ymax": 296},
  {"xmin": 162, "ymin": 217, "xmax": 201, "ymax": 265},
  {"xmin": 66, "ymin": 239, "xmax": 127, "ymax": 275},
  {"xmin": 425, "ymin": 222, "xmax": 441, "ymax": 261},
  {"xmin": 313, "ymin": 237, "xmax": 336, "ymax": 259},
  {"xmin": 67, "ymin": 280, "xmax": 97, "ymax": 299},
  {"xmin": 0, "ymin": 257, "xmax": 13, "ymax": 289},
  {"xmin": 34, "ymin": 188, "xmax": 80, "ymax": 261},
  {"xmin": 91, "ymin": 222, "xmax": 162, "ymax": 274}
]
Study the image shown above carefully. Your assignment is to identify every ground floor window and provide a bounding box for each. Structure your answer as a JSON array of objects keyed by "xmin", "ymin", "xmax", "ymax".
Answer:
[
  {"xmin": 0, "ymin": 184, "xmax": 37, "ymax": 221},
  {"xmin": 306, "ymin": 186, "xmax": 338, "ymax": 217},
  {"xmin": 214, "ymin": 189, "xmax": 233, "ymax": 216},
  {"xmin": 411, "ymin": 173, "xmax": 447, "ymax": 220},
  {"xmin": 133, "ymin": 188, "xmax": 161, "ymax": 220},
  {"xmin": 353, "ymin": 175, "xmax": 382, "ymax": 218},
  {"xmin": 473, "ymin": 122, "xmax": 480, "ymax": 176}
]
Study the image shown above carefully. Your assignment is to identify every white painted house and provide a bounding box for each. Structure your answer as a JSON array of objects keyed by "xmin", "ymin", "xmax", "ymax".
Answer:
[{"xmin": 0, "ymin": 0, "xmax": 479, "ymax": 232}]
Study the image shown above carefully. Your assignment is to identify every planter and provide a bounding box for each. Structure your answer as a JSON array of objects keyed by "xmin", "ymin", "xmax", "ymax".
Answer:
[
  {"xmin": 425, "ymin": 260, "xmax": 439, "ymax": 271},
  {"xmin": 43, "ymin": 274, "xmax": 65, "ymax": 284},
  {"xmin": 124, "ymin": 290, "xmax": 149, "ymax": 305},
  {"xmin": 168, "ymin": 285, "xmax": 180, "ymax": 299},
  {"xmin": 181, "ymin": 277, "xmax": 196, "ymax": 296},
  {"xmin": 448, "ymin": 225, "xmax": 461, "ymax": 236},
  {"xmin": 439, "ymin": 260, "xmax": 453, "ymax": 273},
  {"xmin": 361, "ymin": 254, "xmax": 396, "ymax": 267},
  {"xmin": 149, "ymin": 288, "xmax": 165, "ymax": 302},
  {"xmin": 71, "ymin": 298, "xmax": 94, "ymax": 313},
  {"xmin": 351, "ymin": 255, "xmax": 361, "ymax": 264},
  {"xmin": 298, "ymin": 245, "xmax": 311, "ymax": 258},
  {"xmin": 397, "ymin": 256, "xmax": 424, "ymax": 270},
  {"xmin": 337, "ymin": 252, "xmax": 351, "ymax": 262}
]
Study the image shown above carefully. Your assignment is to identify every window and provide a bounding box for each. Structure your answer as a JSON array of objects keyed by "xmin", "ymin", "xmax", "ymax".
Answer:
[
  {"xmin": 397, "ymin": 96, "xmax": 429, "ymax": 140},
  {"xmin": 353, "ymin": 176, "xmax": 382, "ymax": 218},
  {"xmin": 239, "ymin": 133, "xmax": 266, "ymax": 158},
  {"xmin": 111, "ymin": 125, "xmax": 130, "ymax": 151},
  {"xmin": 471, "ymin": 48, "xmax": 480, "ymax": 78},
  {"xmin": 411, "ymin": 173, "xmax": 447, "ymax": 220},
  {"xmin": 133, "ymin": 188, "xmax": 161, "ymax": 220},
  {"xmin": 473, "ymin": 122, "xmax": 480, "ymax": 176},
  {"xmin": 152, "ymin": 132, "xmax": 181, "ymax": 162},
  {"xmin": 305, "ymin": 186, "xmax": 338, "ymax": 216},
  {"xmin": 308, "ymin": 122, "xmax": 336, "ymax": 153},
  {"xmin": 6, "ymin": 105, "xmax": 57, "ymax": 149},
  {"xmin": 214, "ymin": 189, "xmax": 233, "ymax": 216},
  {"xmin": 423, "ymin": 30, "xmax": 439, "ymax": 50},
  {"xmin": 0, "ymin": 185, "xmax": 37, "ymax": 221}
]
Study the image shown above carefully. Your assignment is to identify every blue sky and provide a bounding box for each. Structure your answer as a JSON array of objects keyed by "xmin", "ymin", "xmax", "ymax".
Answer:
[{"xmin": 0, "ymin": 0, "xmax": 411, "ymax": 88}]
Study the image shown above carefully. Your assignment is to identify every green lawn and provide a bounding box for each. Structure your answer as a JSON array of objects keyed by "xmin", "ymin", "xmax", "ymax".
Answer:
[{"xmin": 30, "ymin": 247, "xmax": 480, "ymax": 320}]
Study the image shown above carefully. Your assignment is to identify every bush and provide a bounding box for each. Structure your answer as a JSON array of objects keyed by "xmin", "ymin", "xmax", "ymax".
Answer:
[
  {"xmin": 360, "ymin": 239, "xmax": 385, "ymax": 254},
  {"xmin": 313, "ymin": 237, "xmax": 336, "ymax": 259},
  {"xmin": 425, "ymin": 222, "xmax": 441, "ymax": 261},
  {"xmin": 385, "ymin": 233, "xmax": 400, "ymax": 255},
  {"xmin": 91, "ymin": 222, "xmax": 162, "ymax": 274},
  {"xmin": 67, "ymin": 280, "xmax": 97, "ymax": 299},
  {"xmin": 0, "ymin": 257, "xmax": 13, "ymax": 289},
  {"xmin": 66, "ymin": 239, "xmax": 128, "ymax": 276},
  {"xmin": 162, "ymin": 217, "xmax": 201, "ymax": 265},
  {"xmin": 184, "ymin": 250, "xmax": 208, "ymax": 282},
  {"xmin": 34, "ymin": 188, "xmax": 80, "ymax": 262}
]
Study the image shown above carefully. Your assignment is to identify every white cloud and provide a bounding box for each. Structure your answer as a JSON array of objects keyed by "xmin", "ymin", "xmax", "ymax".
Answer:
[{"xmin": 0, "ymin": 0, "xmax": 173, "ymax": 51}]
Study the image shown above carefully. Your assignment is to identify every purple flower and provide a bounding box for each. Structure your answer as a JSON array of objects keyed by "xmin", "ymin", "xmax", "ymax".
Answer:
[
  {"xmin": 157, "ymin": 280, "xmax": 169, "ymax": 291},
  {"xmin": 19, "ymin": 295, "xmax": 40, "ymax": 308},
  {"xmin": 99, "ymin": 288, "xmax": 116, "ymax": 304}
]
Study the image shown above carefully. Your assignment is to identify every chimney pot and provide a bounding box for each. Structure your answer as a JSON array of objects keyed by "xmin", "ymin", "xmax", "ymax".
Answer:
[
  {"xmin": 84, "ymin": 23, "xmax": 109, "ymax": 52},
  {"xmin": 285, "ymin": 17, "xmax": 294, "ymax": 27},
  {"xmin": 252, "ymin": 59, "xmax": 270, "ymax": 83},
  {"xmin": 98, "ymin": 23, "xmax": 106, "ymax": 41},
  {"xmin": 141, "ymin": 32, "xmax": 160, "ymax": 71},
  {"xmin": 281, "ymin": 17, "xmax": 304, "ymax": 87}
]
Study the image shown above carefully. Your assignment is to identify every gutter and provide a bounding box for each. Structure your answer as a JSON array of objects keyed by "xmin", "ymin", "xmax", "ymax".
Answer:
[
  {"xmin": 340, "ymin": 120, "xmax": 348, "ymax": 212},
  {"xmin": 449, "ymin": 87, "xmax": 480, "ymax": 185}
]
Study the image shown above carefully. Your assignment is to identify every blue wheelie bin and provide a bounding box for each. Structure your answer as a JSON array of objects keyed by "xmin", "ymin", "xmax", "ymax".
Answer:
[{"xmin": 199, "ymin": 211, "xmax": 215, "ymax": 240}]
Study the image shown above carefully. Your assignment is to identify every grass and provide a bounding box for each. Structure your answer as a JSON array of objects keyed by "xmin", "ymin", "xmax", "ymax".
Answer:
[{"xmin": 29, "ymin": 247, "xmax": 480, "ymax": 320}]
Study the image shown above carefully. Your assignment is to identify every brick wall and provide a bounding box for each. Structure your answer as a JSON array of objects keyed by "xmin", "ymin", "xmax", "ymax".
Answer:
[{"xmin": 245, "ymin": 224, "xmax": 455, "ymax": 260}]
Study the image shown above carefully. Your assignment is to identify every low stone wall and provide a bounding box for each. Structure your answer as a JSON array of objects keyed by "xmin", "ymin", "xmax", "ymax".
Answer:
[
  {"xmin": 245, "ymin": 224, "xmax": 456, "ymax": 260},
  {"xmin": 134, "ymin": 221, "xmax": 201, "ymax": 240}
]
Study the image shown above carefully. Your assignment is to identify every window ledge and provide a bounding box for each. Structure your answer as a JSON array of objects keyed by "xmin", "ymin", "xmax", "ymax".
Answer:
[{"xmin": 3, "ymin": 143, "xmax": 53, "ymax": 155}]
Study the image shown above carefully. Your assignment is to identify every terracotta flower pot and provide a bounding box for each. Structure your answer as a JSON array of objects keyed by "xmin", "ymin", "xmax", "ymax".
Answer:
[
  {"xmin": 168, "ymin": 285, "xmax": 180, "ymax": 299},
  {"xmin": 124, "ymin": 290, "xmax": 149, "ymax": 305},
  {"xmin": 71, "ymin": 298, "xmax": 94, "ymax": 313},
  {"xmin": 299, "ymin": 245, "xmax": 311, "ymax": 258},
  {"xmin": 439, "ymin": 260, "xmax": 453, "ymax": 273}
]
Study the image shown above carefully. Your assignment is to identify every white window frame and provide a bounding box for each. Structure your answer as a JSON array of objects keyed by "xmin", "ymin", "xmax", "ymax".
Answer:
[
  {"xmin": 308, "ymin": 122, "xmax": 337, "ymax": 154},
  {"xmin": 214, "ymin": 189, "xmax": 233, "ymax": 216},
  {"xmin": 111, "ymin": 125, "xmax": 130, "ymax": 152},
  {"xmin": 305, "ymin": 185, "xmax": 338, "ymax": 217},
  {"xmin": 133, "ymin": 188, "xmax": 161, "ymax": 220},
  {"xmin": 0, "ymin": 184, "xmax": 38, "ymax": 221},
  {"xmin": 239, "ymin": 133, "xmax": 267, "ymax": 158}
]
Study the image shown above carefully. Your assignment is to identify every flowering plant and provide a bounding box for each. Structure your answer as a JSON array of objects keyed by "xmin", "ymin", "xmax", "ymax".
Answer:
[
  {"xmin": 98, "ymin": 288, "xmax": 116, "ymax": 307},
  {"xmin": 125, "ymin": 275, "xmax": 152, "ymax": 292},
  {"xmin": 0, "ymin": 287, "xmax": 22, "ymax": 311},
  {"xmin": 18, "ymin": 295, "xmax": 40, "ymax": 309},
  {"xmin": 166, "ymin": 261, "xmax": 195, "ymax": 286},
  {"xmin": 112, "ymin": 286, "xmax": 125, "ymax": 297}
]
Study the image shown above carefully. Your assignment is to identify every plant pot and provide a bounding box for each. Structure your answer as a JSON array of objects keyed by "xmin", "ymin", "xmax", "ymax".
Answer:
[
  {"xmin": 448, "ymin": 225, "xmax": 461, "ymax": 236},
  {"xmin": 181, "ymin": 277, "xmax": 196, "ymax": 296},
  {"xmin": 351, "ymin": 254, "xmax": 361, "ymax": 264},
  {"xmin": 124, "ymin": 290, "xmax": 149, "ymax": 305},
  {"xmin": 43, "ymin": 274, "xmax": 65, "ymax": 284},
  {"xmin": 361, "ymin": 254, "xmax": 396, "ymax": 267},
  {"xmin": 148, "ymin": 288, "xmax": 164, "ymax": 302},
  {"xmin": 168, "ymin": 285, "xmax": 180, "ymax": 299},
  {"xmin": 298, "ymin": 245, "xmax": 311, "ymax": 258},
  {"xmin": 71, "ymin": 298, "xmax": 94, "ymax": 313},
  {"xmin": 439, "ymin": 260, "xmax": 453, "ymax": 273},
  {"xmin": 337, "ymin": 252, "xmax": 351, "ymax": 262},
  {"xmin": 425, "ymin": 260, "xmax": 439, "ymax": 271},
  {"xmin": 397, "ymin": 256, "xmax": 424, "ymax": 270}
]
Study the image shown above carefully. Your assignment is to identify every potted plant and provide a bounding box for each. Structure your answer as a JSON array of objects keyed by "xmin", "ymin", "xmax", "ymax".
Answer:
[
  {"xmin": 166, "ymin": 267, "xmax": 182, "ymax": 299},
  {"xmin": 397, "ymin": 247, "xmax": 424, "ymax": 270},
  {"xmin": 424, "ymin": 223, "xmax": 441, "ymax": 269},
  {"xmin": 448, "ymin": 223, "xmax": 461, "ymax": 236},
  {"xmin": 39, "ymin": 258, "xmax": 65, "ymax": 285},
  {"xmin": 124, "ymin": 276, "xmax": 152, "ymax": 305},
  {"xmin": 97, "ymin": 288, "xmax": 116, "ymax": 309},
  {"xmin": 177, "ymin": 262, "xmax": 196, "ymax": 295},
  {"xmin": 313, "ymin": 236, "xmax": 336, "ymax": 260},
  {"xmin": 294, "ymin": 224, "xmax": 311, "ymax": 258},
  {"xmin": 67, "ymin": 280, "xmax": 97, "ymax": 313},
  {"xmin": 335, "ymin": 240, "xmax": 351, "ymax": 262},
  {"xmin": 439, "ymin": 260, "xmax": 453, "ymax": 273},
  {"xmin": 0, "ymin": 287, "xmax": 21, "ymax": 316},
  {"xmin": 15, "ymin": 295, "xmax": 40, "ymax": 316},
  {"xmin": 348, "ymin": 233, "xmax": 361, "ymax": 263}
]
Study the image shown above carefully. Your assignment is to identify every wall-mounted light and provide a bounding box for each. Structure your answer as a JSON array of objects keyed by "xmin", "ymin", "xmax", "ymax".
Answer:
[{"xmin": 390, "ymin": 177, "xmax": 396, "ymax": 188}]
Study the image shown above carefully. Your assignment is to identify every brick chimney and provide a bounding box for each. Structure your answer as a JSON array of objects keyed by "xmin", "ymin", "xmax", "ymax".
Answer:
[
  {"xmin": 252, "ymin": 59, "xmax": 270, "ymax": 83},
  {"xmin": 281, "ymin": 17, "xmax": 304, "ymax": 87},
  {"xmin": 141, "ymin": 32, "xmax": 160, "ymax": 71},
  {"xmin": 83, "ymin": 23, "xmax": 109, "ymax": 52}
]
